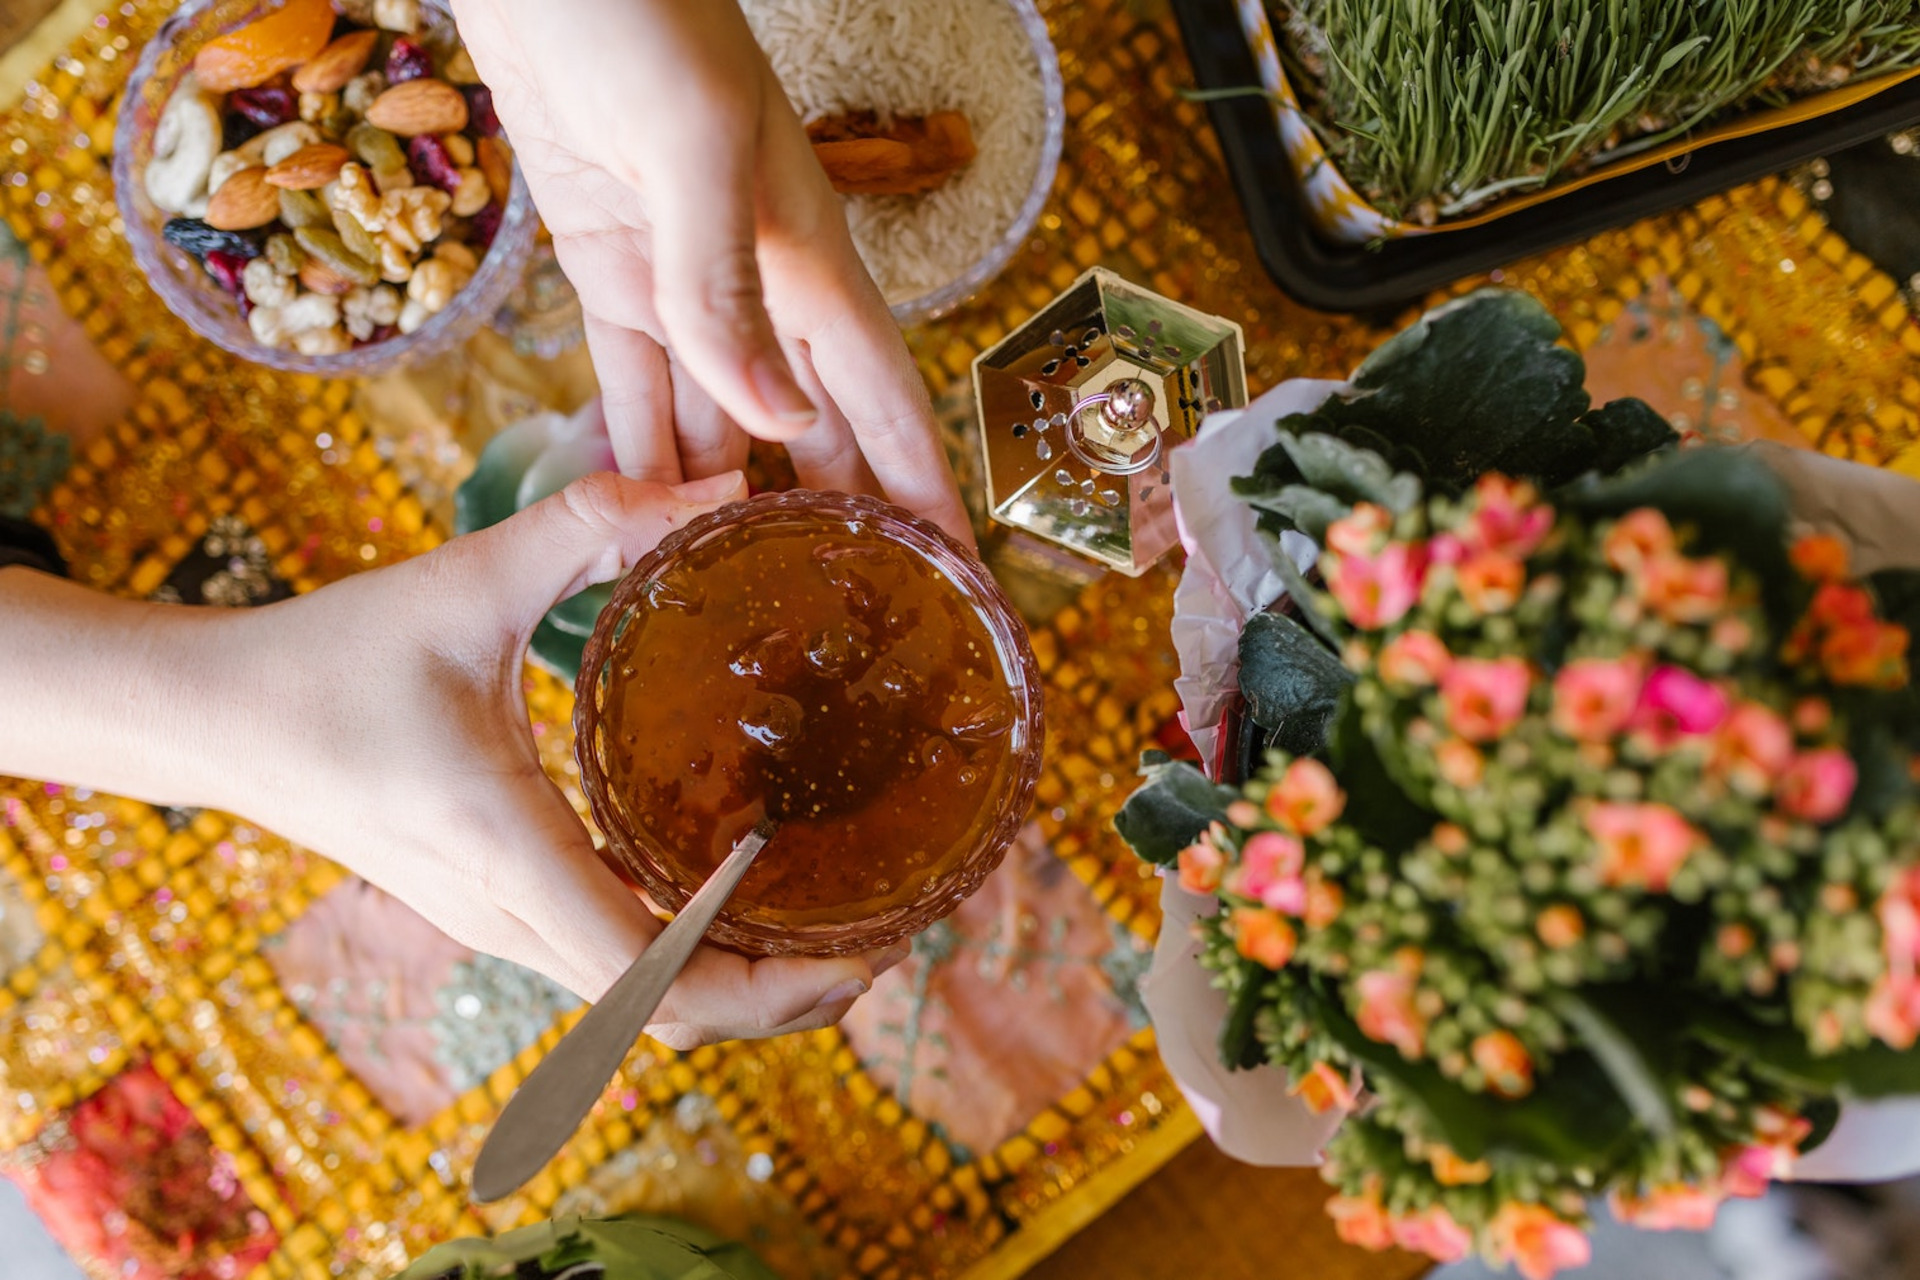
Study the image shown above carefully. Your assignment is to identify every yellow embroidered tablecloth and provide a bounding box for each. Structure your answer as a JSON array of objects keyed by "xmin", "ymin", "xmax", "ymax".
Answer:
[{"xmin": 1, "ymin": 2, "xmax": 1918, "ymax": 1279}]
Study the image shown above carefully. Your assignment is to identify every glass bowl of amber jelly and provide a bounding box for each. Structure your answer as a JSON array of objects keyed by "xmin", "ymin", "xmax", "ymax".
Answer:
[{"xmin": 575, "ymin": 491, "xmax": 1044, "ymax": 957}]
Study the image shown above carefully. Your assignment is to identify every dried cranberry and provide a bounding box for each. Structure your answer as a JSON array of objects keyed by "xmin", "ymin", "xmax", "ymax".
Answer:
[
  {"xmin": 203, "ymin": 250, "xmax": 253, "ymax": 315},
  {"xmin": 469, "ymin": 201, "xmax": 503, "ymax": 249},
  {"xmin": 359, "ymin": 323, "xmax": 398, "ymax": 347},
  {"xmin": 406, "ymin": 133, "xmax": 462, "ymax": 192},
  {"xmin": 386, "ymin": 38, "xmax": 433, "ymax": 84},
  {"xmin": 229, "ymin": 86, "xmax": 297, "ymax": 130},
  {"xmin": 462, "ymin": 84, "xmax": 500, "ymax": 137}
]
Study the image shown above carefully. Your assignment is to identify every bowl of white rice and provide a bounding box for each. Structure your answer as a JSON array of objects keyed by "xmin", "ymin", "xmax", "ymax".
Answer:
[{"xmin": 742, "ymin": 0, "xmax": 1065, "ymax": 326}]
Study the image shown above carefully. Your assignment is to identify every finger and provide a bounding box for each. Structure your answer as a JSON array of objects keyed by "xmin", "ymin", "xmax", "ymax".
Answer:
[
  {"xmin": 669, "ymin": 363, "xmax": 751, "ymax": 483},
  {"xmin": 781, "ymin": 339, "xmax": 880, "ymax": 498},
  {"xmin": 583, "ymin": 313, "xmax": 681, "ymax": 485},
  {"xmin": 755, "ymin": 89, "xmax": 973, "ymax": 545},
  {"xmin": 485, "ymin": 786, "xmax": 665, "ymax": 1002},
  {"xmin": 453, "ymin": 471, "xmax": 748, "ymax": 629},
  {"xmin": 645, "ymin": 88, "xmax": 818, "ymax": 441},
  {"xmin": 649, "ymin": 946, "xmax": 874, "ymax": 1042}
]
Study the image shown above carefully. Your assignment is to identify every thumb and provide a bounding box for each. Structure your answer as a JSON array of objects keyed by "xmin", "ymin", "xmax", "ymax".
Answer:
[{"xmin": 456, "ymin": 470, "xmax": 748, "ymax": 627}]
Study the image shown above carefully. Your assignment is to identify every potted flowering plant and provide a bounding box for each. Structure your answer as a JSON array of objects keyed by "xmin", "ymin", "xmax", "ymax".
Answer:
[{"xmin": 1120, "ymin": 290, "xmax": 1920, "ymax": 1277}]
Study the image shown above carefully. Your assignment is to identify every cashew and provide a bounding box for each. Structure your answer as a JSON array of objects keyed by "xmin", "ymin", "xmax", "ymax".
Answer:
[
  {"xmin": 343, "ymin": 71, "xmax": 388, "ymax": 117},
  {"xmin": 260, "ymin": 121, "xmax": 323, "ymax": 166},
  {"xmin": 207, "ymin": 151, "xmax": 252, "ymax": 198},
  {"xmin": 397, "ymin": 297, "xmax": 432, "ymax": 334},
  {"xmin": 449, "ymin": 167, "xmax": 491, "ymax": 217},
  {"xmin": 145, "ymin": 73, "xmax": 221, "ymax": 216},
  {"xmin": 373, "ymin": 0, "xmax": 421, "ymax": 32}
]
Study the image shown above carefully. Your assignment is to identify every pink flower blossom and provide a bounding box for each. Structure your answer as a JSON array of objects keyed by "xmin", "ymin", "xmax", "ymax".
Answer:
[
  {"xmin": 1427, "ymin": 531, "xmax": 1469, "ymax": 566},
  {"xmin": 1488, "ymin": 1204, "xmax": 1593, "ymax": 1280},
  {"xmin": 1710, "ymin": 703, "xmax": 1795, "ymax": 795},
  {"xmin": 1610, "ymin": 1183, "xmax": 1724, "ymax": 1232},
  {"xmin": 1465, "ymin": 473, "xmax": 1555, "ymax": 558},
  {"xmin": 1263, "ymin": 758, "xmax": 1346, "ymax": 836},
  {"xmin": 1355, "ymin": 967, "xmax": 1428, "ymax": 1060},
  {"xmin": 1289, "ymin": 1062, "xmax": 1357, "ymax": 1115},
  {"xmin": 1551, "ymin": 657, "xmax": 1644, "ymax": 743},
  {"xmin": 1603, "ymin": 508, "xmax": 1676, "ymax": 573},
  {"xmin": 1377, "ymin": 629, "xmax": 1452, "ymax": 688},
  {"xmin": 1391, "ymin": 1206, "xmax": 1475, "ymax": 1264},
  {"xmin": 1435, "ymin": 738, "xmax": 1485, "ymax": 789},
  {"xmin": 1232, "ymin": 830, "xmax": 1307, "ymax": 914},
  {"xmin": 1458, "ymin": 552, "xmax": 1526, "ymax": 614},
  {"xmin": 1325, "ymin": 541, "xmax": 1427, "ymax": 631},
  {"xmin": 1440, "ymin": 656, "xmax": 1533, "ymax": 743},
  {"xmin": 1631, "ymin": 666, "xmax": 1732, "ymax": 746},
  {"xmin": 1231, "ymin": 907, "xmax": 1297, "ymax": 969},
  {"xmin": 1326, "ymin": 1183, "xmax": 1395, "ymax": 1252},
  {"xmin": 1585, "ymin": 801, "xmax": 1704, "ymax": 892},
  {"xmin": 1176, "ymin": 840, "xmax": 1225, "ymax": 895},
  {"xmin": 1776, "ymin": 748, "xmax": 1857, "ymax": 824},
  {"xmin": 1640, "ymin": 554, "xmax": 1730, "ymax": 625},
  {"xmin": 1868, "ymin": 866, "xmax": 1920, "ymax": 1049},
  {"xmin": 1325, "ymin": 503, "xmax": 1394, "ymax": 557}
]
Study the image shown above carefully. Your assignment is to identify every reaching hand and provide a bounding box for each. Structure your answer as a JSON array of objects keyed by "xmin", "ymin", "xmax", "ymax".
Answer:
[
  {"xmin": 450, "ymin": 0, "xmax": 972, "ymax": 544},
  {"xmin": 129, "ymin": 473, "xmax": 898, "ymax": 1047}
]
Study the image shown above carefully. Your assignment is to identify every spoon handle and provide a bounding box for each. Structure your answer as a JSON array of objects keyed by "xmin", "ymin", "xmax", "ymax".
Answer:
[{"xmin": 471, "ymin": 820, "xmax": 776, "ymax": 1203}]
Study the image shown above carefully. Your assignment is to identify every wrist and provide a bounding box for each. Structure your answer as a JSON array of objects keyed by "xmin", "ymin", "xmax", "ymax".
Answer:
[{"xmin": 0, "ymin": 568, "xmax": 265, "ymax": 810}]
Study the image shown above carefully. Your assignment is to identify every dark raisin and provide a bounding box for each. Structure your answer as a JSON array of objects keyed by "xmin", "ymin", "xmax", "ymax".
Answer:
[
  {"xmin": 469, "ymin": 201, "xmax": 503, "ymax": 250},
  {"xmin": 386, "ymin": 38, "xmax": 433, "ymax": 84},
  {"xmin": 229, "ymin": 86, "xmax": 298, "ymax": 130},
  {"xmin": 406, "ymin": 134, "xmax": 462, "ymax": 192},
  {"xmin": 461, "ymin": 83, "xmax": 500, "ymax": 136},
  {"xmin": 203, "ymin": 250, "xmax": 254, "ymax": 315},
  {"xmin": 222, "ymin": 112, "xmax": 263, "ymax": 152},
  {"xmin": 162, "ymin": 218, "xmax": 263, "ymax": 262}
]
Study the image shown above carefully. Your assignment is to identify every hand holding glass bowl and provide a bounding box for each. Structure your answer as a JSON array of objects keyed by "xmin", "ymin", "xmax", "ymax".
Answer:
[
  {"xmin": 114, "ymin": 0, "xmax": 535, "ymax": 375},
  {"xmin": 577, "ymin": 491, "xmax": 1044, "ymax": 957}
]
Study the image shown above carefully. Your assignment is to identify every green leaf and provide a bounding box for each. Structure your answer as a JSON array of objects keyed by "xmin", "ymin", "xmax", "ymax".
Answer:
[
  {"xmin": 453, "ymin": 416, "xmax": 553, "ymax": 536},
  {"xmin": 1237, "ymin": 611, "xmax": 1353, "ymax": 756},
  {"xmin": 1266, "ymin": 535, "xmax": 1344, "ymax": 649},
  {"xmin": 1221, "ymin": 963, "xmax": 1270, "ymax": 1071},
  {"xmin": 1274, "ymin": 432, "xmax": 1422, "ymax": 513},
  {"xmin": 1313, "ymin": 981, "xmax": 1636, "ymax": 1165},
  {"xmin": 1327, "ymin": 697, "xmax": 1433, "ymax": 855},
  {"xmin": 1693, "ymin": 1005, "xmax": 1920, "ymax": 1100},
  {"xmin": 1114, "ymin": 751, "xmax": 1239, "ymax": 867},
  {"xmin": 1241, "ymin": 484, "xmax": 1353, "ymax": 543},
  {"xmin": 1317, "ymin": 289, "xmax": 1592, "ymax": 491},
  {"xmin": 1550, "ymin": 990, "xmax": 1677, "ymax": 1139},
  {"xmin": 393, "ymin": 1216, "xmax": 783, "ymax": 1280},
  {"xmin": 1654, "ymin": 35, "xmax": 1711, "ymax": 75},
  {"xmin": 1582, "ymin": 397, "xmax": 1679, "ymax": 476}
]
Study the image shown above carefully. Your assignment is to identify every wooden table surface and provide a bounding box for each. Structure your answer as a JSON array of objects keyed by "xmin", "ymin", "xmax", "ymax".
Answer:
[{"xmin": 0, "ymin": 3, "xmax": 1432, "ymax": 1277}]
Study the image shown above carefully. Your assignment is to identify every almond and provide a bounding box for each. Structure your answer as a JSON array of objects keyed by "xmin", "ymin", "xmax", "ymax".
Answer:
[
  {"xmin": 265, "ymin": 142, "xmax": 351, "ymax": 190},
  {"xmin": 298, "ymin": 257, "xmax": 357, "ymax": 295},
  {"xmin": 476, "ymin": 135, "xmax": 513, "ymax": 204},
  {"xmin": 204, "ymin": 167, "xmax": 280, "ymax": 230},
  {"xmin": 364, "ymin": 79, "xmax": 469, "ymax": 137},
  {"xmin": 290, "ymin": 30, "xmax": 380, "ymax": 94}
]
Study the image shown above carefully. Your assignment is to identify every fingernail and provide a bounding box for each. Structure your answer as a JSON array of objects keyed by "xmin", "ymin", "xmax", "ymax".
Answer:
[
  {"xmin": 753, "ymin": 357, "xmax": 818, "ymax": 425},
  {"xmin": 675, "ymin": 471, "xmax": 747, "ymax": 503},
  {"xmin": 815, "ymin": 978, "xmax": 868, "ymax": 1008},
  {"xmin": 870, "ymin": 945, "xmax": 912, "ymax": 977}
]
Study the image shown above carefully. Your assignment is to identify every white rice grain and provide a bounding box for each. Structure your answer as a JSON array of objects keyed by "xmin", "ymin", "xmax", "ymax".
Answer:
[{"xmin": 741, "ymin": 0, "xmax": 1048, "ymax": 305}]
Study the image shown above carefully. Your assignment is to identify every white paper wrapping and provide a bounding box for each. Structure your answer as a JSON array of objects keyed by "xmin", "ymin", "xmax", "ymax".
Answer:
[
  {"xmin": 1148, "ymin": 388, "xmax": 1920, "ymax": 1178},
  {"xmin": 1168, "ymin": 379, "xmax": 1342, "ymax": 772}
]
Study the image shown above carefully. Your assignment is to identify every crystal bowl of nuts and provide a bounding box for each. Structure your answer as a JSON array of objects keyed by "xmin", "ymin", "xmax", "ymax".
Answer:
[{"xmin": 114, "ymin": 0, "xmax": 536, "ymax": 375}]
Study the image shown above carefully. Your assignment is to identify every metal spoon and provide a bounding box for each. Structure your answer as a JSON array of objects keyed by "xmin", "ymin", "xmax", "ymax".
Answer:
[{"xmin": 471, "ymin": 819, "xmax": 776, "ymax": 1203}]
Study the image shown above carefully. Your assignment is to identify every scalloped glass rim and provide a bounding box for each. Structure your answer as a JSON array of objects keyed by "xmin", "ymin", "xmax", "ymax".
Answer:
[
  {"xmin": 111, "ymin": 0, "xmax": 537, "ymax": 377},
  {"xmin": 886, "ymin": 0, "xmax": 1065, "ymax": 328},
  {"xmin": 574, "ymin": 490, "xmax": 1045, "ymax": 957}
]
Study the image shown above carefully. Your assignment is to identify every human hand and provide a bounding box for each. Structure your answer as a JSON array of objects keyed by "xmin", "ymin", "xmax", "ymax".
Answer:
[
  {"xmin": 211, "ymin": 471, "xmax": 903, "ymax": 1048},
  {"xmin": 448, "ymin": 0, "xmax": 972, "ymax": 543}
]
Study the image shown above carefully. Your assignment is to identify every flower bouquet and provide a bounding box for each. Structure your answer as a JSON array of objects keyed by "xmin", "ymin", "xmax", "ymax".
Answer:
[{"xmin": 1119, "ymin": 289, "xmax": 1920, "ymax": 1276}]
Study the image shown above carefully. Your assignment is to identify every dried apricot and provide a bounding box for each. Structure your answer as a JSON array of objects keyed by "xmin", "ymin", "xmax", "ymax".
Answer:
[{"xmin": 194, "ymin": 0, "xmax": 337, "ymax": 94}]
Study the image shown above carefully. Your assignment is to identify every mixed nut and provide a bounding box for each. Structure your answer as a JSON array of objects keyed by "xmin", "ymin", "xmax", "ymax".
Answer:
[{"xmin": 145, "ymin": 0, "xmax": 513, "ymax": 354}]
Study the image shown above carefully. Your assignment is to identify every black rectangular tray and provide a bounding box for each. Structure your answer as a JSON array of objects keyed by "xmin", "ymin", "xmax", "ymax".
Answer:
[{"xmin": 1169, "ymin": 0, "xmax": 1920, "ymax": 315}]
